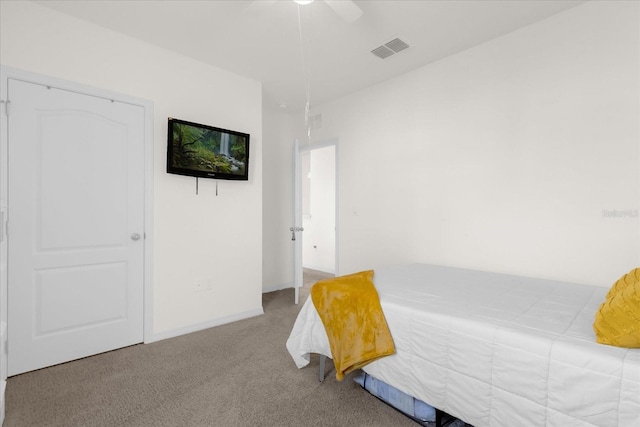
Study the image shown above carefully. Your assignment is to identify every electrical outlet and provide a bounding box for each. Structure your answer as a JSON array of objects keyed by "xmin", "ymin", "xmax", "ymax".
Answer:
[
  {"xmin": 205, "ymin": 279, "xmax": 213, "ymax": 291},
  {"xmin": 195, "ymin": 278, "xmax": 205, "ymax": 292}
]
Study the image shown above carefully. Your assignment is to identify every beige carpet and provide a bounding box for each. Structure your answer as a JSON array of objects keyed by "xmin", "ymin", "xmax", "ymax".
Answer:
[{"xmin": 4, "ymin": 270, "xmax": 416, "ymax": 427}]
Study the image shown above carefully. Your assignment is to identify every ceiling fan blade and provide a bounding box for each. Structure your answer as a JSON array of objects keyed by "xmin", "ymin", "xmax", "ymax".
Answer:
[{"xmin": 323, "ymin": 0, "xmax": 363, "ymax": 23}]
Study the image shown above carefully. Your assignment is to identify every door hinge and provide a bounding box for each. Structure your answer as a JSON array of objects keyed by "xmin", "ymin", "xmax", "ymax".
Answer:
[{"xmin": 0, "ymin": 99, "xmax": 9, "ymax": 116}]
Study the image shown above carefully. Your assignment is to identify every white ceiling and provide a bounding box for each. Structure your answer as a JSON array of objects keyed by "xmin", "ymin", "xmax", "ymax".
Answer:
[{"xmin": 35, "ymin": 0, "xmax": 587, "ymax": 111}]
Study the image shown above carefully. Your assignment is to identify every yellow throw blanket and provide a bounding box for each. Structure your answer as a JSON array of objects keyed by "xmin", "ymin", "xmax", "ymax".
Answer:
[{"xmin": 310, "ymin": 270, "xmax": 395, "ymax": 381}]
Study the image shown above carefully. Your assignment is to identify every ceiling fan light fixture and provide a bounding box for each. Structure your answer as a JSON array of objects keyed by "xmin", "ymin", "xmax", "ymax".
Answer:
[{"xmin": 294, "ymin": 0, "xmax": 314, "ymax": 5}]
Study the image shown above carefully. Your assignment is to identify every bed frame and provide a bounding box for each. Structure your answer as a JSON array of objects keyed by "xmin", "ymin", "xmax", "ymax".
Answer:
[{"xmin": 318, "ymin": 354, "xmax": 462, "ymax": 426}]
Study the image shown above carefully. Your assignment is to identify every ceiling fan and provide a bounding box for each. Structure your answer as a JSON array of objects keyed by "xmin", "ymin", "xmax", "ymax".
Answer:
[{"xmin": 247, "ymin": 0, "xmax": 363, "ymax": 23}]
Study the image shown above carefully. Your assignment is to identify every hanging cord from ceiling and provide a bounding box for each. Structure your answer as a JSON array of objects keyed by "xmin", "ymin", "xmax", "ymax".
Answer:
[{"xmin": 296, "ymin": 3, "xmax": 313, "ymax": 149}]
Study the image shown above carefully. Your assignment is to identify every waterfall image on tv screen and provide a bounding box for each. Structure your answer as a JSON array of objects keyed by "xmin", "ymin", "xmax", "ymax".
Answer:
[{"xmin": 167, "ymin": 118, "xmax": 250, "ymax": 181}]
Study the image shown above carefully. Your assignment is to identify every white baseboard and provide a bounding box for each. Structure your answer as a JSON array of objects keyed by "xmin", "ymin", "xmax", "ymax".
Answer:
[
  {"xmin": 262, "ymin": 281, "xmax": 293, "ymax": 293},
  {"xmin": 145, "ymin": 307, "xmax": 264, "ymax": 344},
  {"xmin": 302, "ymin": 265, "xmax": 334, "ymax": 274}
]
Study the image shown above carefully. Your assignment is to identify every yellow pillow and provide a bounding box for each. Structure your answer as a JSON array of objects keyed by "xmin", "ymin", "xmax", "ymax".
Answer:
[
  {"xmin": 606, "ymin": 267, "xmax": 640, "ymax": 300},
  {"xmin": 594, "ymin": 279, "xmax": 640, "ymax": 347}
]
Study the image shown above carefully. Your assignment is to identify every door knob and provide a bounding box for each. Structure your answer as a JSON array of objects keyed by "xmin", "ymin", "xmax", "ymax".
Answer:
[
  {"xmin": 131, "ymin": 233, "xmax": 141, "ymax": 241},
  {"xmin": 289, "ymin": 226, "xmax": 304, "ymax": 241}
]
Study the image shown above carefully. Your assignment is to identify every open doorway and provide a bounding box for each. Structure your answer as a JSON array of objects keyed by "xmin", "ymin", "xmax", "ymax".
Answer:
[{"xmin": 299, "ymin": 143, "xmax": 336, "ymax": 285}]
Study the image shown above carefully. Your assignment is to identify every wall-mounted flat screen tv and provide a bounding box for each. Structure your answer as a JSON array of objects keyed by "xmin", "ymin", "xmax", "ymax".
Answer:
[{"xmin": 167, "ymin": 118, "xmax": 250, "ymax": 181}]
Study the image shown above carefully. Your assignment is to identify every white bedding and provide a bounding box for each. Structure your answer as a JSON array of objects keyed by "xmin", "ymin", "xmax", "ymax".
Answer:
[{"xmin": 286, "ymin": 264, "xmax": 640, "ymax": 427}]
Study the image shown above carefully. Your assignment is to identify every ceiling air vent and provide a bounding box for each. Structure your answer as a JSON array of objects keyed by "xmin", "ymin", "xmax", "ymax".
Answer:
[
  {"xmin": 385, "ymin": 38, "xmax": 409, "ymax": 53},
  {"xmin": 371, "ymin": 45, "xmax": 395, "ymax": 59},
  {"xmin": 371, "ymin": 37, "xmax": 410, "ymax": 59}
]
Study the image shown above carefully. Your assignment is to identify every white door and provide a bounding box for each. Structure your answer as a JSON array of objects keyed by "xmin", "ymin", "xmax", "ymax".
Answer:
[
  {"xmin": 292, "ymin": 139, "xmax": 303, "ymax": 304},
  {"xmin": 293, "ymin": 139, "xmax": 339, "ymax": 302},
  {"xmin": 7, "ymin": 79, "xmax": 145, "ymax": 376}
]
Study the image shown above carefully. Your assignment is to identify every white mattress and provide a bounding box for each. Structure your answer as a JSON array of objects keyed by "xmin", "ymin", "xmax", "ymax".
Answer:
[{"xmin": 286, "ymin": 264, "xmax": 640, "ymax": 427}]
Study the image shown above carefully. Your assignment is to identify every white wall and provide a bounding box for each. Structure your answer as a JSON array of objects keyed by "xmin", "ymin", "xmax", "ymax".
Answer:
[
  {"xmin": 279, "ymin": 0, "xmax": 639, "ymax": 287},
  {"xmin": 0, "ymin": 1, "xmax": 263, "ymax": 336},
  {"xmin": 263, "ymin": 109, "xmax": 337, "ymax": 288},
  {"xmin": 303, "ymin": 145, "xmax": 336, "ymax": 273},
  {"xmin": 262, "ymin": 107, "xmax": 295, "ymax": 292}
]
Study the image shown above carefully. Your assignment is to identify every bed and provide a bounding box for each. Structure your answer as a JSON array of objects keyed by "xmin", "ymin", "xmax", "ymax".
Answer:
[{"xmin": 286, "ymin": 264, "xmax": 640, "ymax": 427}]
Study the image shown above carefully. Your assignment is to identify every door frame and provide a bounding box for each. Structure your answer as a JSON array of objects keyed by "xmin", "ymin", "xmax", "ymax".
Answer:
[
  {"xmin": 0, "ymin": 66, "xmax": 155, "ymax": 379},
  {"xmin": 294, "ymin": 138, "xmax": 339, "ymax": 293}
]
